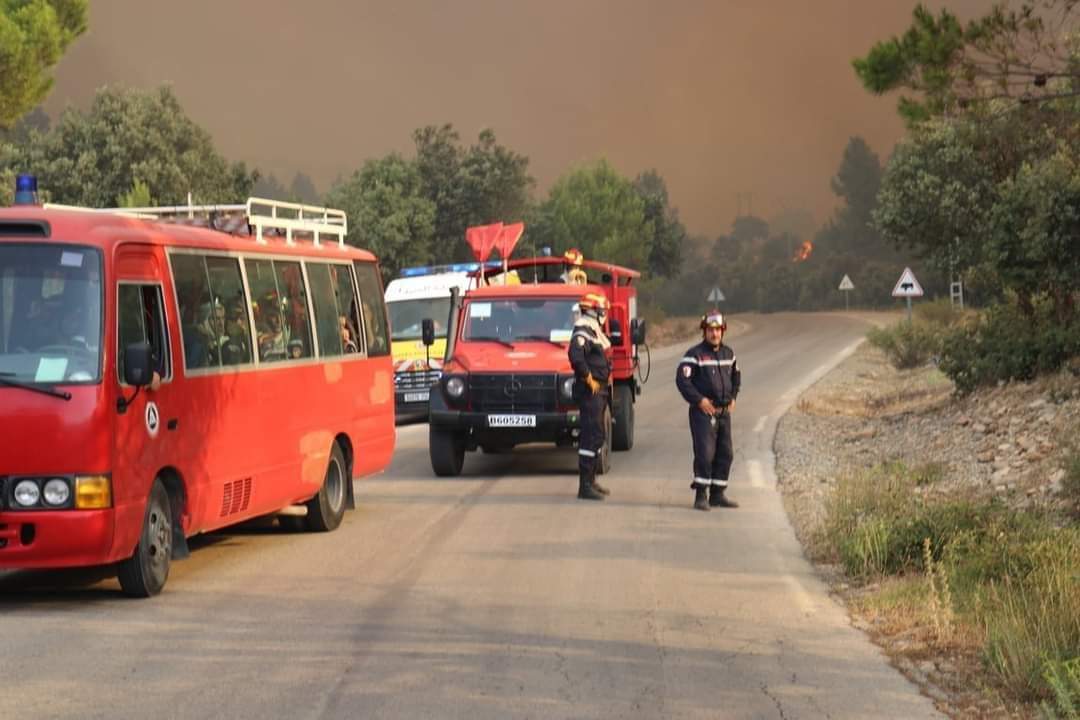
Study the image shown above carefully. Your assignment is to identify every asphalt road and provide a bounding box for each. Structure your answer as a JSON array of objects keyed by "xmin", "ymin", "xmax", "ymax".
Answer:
[{"xmin": 0, "ymin": 313, "xmax": 942, "ymax": 719}]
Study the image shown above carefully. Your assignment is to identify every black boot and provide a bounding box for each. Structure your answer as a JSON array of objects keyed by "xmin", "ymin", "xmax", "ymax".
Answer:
[
  {"xmin": 710, "ymin": 486, "xmax": 739, "ymax": 508},
  {"xmin": 693, "ymin": 486, "xmax": 710, "ymax": 511},
  {"xmin": 578, "ymin": 473, "xmax": 604, "ymax": 501},
  {"xmin": 591, "ymin": 477, "xmax": 610, "ymax": 496}
]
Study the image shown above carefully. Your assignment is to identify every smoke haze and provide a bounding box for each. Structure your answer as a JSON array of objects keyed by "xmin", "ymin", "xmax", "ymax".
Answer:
[{"xmin": 46, "ymin": 0, "xmax": 995, "ymax": 236}]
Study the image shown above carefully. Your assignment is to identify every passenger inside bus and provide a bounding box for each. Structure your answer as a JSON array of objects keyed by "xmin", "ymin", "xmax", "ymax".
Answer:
[
  {"xmin": 258, "ymin": 311, "xmax": 288, "ymax": 360},
  {"xmin": 340, "ymin": 315, "xmax": 358, "ymax": 353},
  {"xmin": 288, "ymin": 338, "xmax": 304, "ymax": 359}
]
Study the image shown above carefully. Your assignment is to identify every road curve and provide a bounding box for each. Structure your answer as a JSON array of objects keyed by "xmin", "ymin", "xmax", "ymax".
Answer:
[{"xmin": 0, "ymin": 312, "xmax": 942, "ymax": 719}]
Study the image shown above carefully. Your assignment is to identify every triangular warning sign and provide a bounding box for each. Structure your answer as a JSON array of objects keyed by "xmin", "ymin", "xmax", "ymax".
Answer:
[
  {"xmin": 891, "ymin": 267, "xmax": 924, "ymax": 298},
  {"xmin": 838, "ymin": 274, "xmax": 854, "ymax": 291}
]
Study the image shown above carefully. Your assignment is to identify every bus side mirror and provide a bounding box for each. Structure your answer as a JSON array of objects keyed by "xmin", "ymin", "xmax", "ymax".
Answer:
[
  {"xmin": 631, "ymin": 318, "xmax": 646, "ymax": 345},
  {"xmin": 123, "ymin": 342, "xmax": 154, "ymax": 387},
  {"xmin": 608, "ymin": 318, "xmax": 623, "ymax": 344},
  {"xmin": 421, "ymin": 318, "xmax": 435, "ymax": 347}
]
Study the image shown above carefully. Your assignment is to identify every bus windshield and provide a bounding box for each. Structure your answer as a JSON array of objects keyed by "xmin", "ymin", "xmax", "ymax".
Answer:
[
  {"xmin": 462, "ymin": 298, "xmax": 580, "ymax": 344},
  {"xmin": 0, "ymin": 244, "xmax": 103, "ymax": 384},
  {"xmin": 388, "ymin": 297, "xmax": 451, "ymax": 341}
]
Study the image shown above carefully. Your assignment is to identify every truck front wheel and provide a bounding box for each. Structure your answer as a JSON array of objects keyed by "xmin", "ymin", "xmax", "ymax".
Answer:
[
  {"xmin": 430, "ymin": 425, "xmax": 466, "ymax": 477},
  {"xmin": 612, "ymin": 384, "xmax": 635, "ymax": 451}
]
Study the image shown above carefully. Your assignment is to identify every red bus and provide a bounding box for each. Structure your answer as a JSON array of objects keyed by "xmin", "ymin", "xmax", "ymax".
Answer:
[{"xmin": 0, "ymin": 191, "xmax": 395, "ymax": 596}]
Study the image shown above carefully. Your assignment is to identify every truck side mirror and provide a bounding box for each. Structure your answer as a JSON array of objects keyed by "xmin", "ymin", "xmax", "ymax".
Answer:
[
  {"xmin": 123, "ymin": 342, "xmax": 154, "ymax": 387},
  {"xmin": 608, "ymin": 318, "xmax": 623, "ymax": 344},
  {"xmin": 631, "ymin": 318, "xmax": 646, "ymax": 345},
  {"xmin": 421, "ymin": 318, "xmax": 435, "ymax": 347}
]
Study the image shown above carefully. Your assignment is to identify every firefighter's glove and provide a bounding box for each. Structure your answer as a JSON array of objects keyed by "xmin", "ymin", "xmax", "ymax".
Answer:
[{"xmin": 585, "ymin": 373, "xmax": 603, "ymax": 394}]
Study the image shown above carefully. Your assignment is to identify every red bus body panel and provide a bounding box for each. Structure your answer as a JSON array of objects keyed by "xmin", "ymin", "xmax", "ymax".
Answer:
[{"xmin": 0, "ymin": 207, "xmax": 395, "ymax": 570}]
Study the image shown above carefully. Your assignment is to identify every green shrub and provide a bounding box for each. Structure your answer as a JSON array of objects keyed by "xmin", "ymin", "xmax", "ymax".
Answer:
[
  {"xmin": 915, "ymin": 298, "xmax": 963, "ymax": 329},
  {"xmin": 981, "ymin": 530, "xmax": 1080, "ymax": 702},
  {"xmin": 1040, "ymin": 657, "xmax": 1080, "ymax": 719},
  {"xmin": 1064, "ymin": 450, "xmax": 1080, "ymax": 510},
  {"xmin": 939, "ymin": 297, "xmax": 1080, "ymax": 394},
  {"xmin": 867, "ymin": 320, "xmax": 943, "ymax": 370}
]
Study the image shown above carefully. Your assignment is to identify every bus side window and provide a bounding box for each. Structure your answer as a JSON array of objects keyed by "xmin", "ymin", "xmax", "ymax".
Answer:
[
  {"xmin": 332, "ymin": 264, "xmax": 362, "ymax": 355},
  {"xmin": 307, "ymin": 263, "xmax": 344, "ymax": 358},
  {"xmin": 273, "ymin": 260, "xmax": 313, "ymax": 361},
  {"xmin": 353, "ymin": 261, "xmax": 390, "ymax": 357},
  {"xmin": 204, "ymin": 256, "xmax": 252, "ymax": 367},
  {"xmin": 118, "ymin": 284, "xmax": 171, "ymax": 383},
  {"xmin": 170, "ymin": 253, "xmax": 214, "ymax": 370}
]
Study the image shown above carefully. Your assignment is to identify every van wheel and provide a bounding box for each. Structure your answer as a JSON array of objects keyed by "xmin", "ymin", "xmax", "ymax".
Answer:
[
  {"xmin": 430, "ymin": 426, "xmax": 465, "ymax": 477},
  {"xmin": 118, "ymin": 479, "xmax": 172, "ymax": 598},
  {"xmin": 612, "ymin": 384, "xmax": 635, "ymax": 451},
  {"xmin": 597, "ymin": 404, "xmax": 613, "ymax": 475},
  {"xmin": 306, "ymin": 443, "xmax": 348, "ymax": 532}
]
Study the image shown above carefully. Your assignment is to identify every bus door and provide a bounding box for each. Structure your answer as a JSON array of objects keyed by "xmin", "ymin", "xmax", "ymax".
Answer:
[{"xmin": 112, "ymin": 245, "xmax": 185, "ymax": 550}]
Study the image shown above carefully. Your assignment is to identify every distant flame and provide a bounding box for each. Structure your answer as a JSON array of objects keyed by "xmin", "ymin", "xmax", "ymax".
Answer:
[{"xmin": 792, "ymin": 240, "xmax": 813, "ymax": 262}]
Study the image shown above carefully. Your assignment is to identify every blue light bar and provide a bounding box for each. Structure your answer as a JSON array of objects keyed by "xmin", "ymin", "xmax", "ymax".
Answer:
[
  {"xmin": 13, "ymin": 174, "xmax": 39, "ymax": 206},
  {"xmin": 399, "ymin": 260, "xmax": 503, "ymax": 278}
]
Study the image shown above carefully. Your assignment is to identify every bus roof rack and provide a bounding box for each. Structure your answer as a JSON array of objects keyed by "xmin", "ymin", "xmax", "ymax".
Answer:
[{"xmin": 46, "ymin": 197, "xmax": 348, "ymax": 248}]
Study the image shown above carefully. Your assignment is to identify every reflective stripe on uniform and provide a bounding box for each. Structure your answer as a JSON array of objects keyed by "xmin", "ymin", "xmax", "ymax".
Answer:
[
  {"xmin": 578, "ymin": 448, "xmax": 596, "ymax": 457},
  {"xmin": 712, "ymin": 478, "xmax": 729, "ymax": 487},
  {"xmin": 680, "ymin": 356, "xmax": 698, "ymax": 365},
  {"xmin": 697, "ymin": 358, "xmax": 735, "ymax": 367}
]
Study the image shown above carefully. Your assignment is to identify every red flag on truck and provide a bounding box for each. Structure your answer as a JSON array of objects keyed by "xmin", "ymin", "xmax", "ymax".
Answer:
[
  {"xmin": 494, "ymin": 222, "xmax": 524, "ymax": 259},
  {"xmin": 465, "ymin": 223, "xmax": 503, "ymax": 263}
]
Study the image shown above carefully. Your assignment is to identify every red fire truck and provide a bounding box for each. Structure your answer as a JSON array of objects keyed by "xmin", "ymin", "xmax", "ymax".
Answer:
[
  {"xmin": 0, "ymin": 178, "xmax": 395, "ymax": 596},
  {"xmin": 427, "ymin": 256, "xmax": 646, "ymax": 476}
]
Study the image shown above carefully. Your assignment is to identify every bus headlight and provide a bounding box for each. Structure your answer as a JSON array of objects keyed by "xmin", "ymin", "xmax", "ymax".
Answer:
[
  {"xmin": 43, "ymin": 478, "xmax": 72, "ymax": 506},
  {"xmin": 445, "ymin": 376, "xmax": 466, "ymax": 398},
  {"xmin": 14, "ymin": 480, "xmax": 41, "ymax": 507},
  {"xmin": 74, "ymin": 475, "xmax": 112, "ymax": 509}
]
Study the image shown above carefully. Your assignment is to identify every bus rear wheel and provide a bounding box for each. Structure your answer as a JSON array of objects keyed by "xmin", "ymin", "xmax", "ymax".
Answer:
[
  {"xmin": 430, "ymin": 426, "xmax": 465, "ymax": 477},
  {"xmin": 118, "ymin": 479, "xmax": 172, "ymax": 598},
  {"xmin": 306, "ymin": 443, "xmax": 348, "ymax": 532}
]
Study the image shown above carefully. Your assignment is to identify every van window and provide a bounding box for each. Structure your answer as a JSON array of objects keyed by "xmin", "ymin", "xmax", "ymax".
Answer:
[
  {"xmin": 353, "ymin": 262, "xmax": 390, "ymax": 357},
  {"xmin": 332, "ymin": 264, "xmax": 363, "ymax": 354},
  {"xmin": 118, "ymin": 284, "xmax": 170, "ymax": 383}
]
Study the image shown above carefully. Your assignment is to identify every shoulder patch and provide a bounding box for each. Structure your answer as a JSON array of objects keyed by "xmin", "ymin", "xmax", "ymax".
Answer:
[
  {"xmin": 682, "ymin": 365, "xmax": 692, "ymax": 378},
  {"xmin": 576, "ymin": 335, "xmax": 586, "ymax": 346}
]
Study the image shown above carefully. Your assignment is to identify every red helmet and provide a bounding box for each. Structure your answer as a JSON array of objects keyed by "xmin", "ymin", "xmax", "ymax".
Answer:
[
  {"xmin": 563, "ymin": 248, "xmax": 584, "ymax": 266},
  {"xmin": 700, "ymin": 311, "xmax": 726, "ymax": 332},
  {"xmin": 579, "ymin": 292, "xmax": 609, "ymax": 316}
]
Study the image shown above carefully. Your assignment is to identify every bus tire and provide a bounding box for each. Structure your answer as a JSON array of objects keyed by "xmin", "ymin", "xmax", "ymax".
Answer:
[
  {"xmin": 430, "ymin": 426, "xmax": 465, "ymax": 477},
  {"xmin": 597, "ymin": 404, "xmax": 613, "ymax": 475},
  {"xmin": 306, "ymin": 443, "xmax": 348, "ymax": 532},
  {"xmin": 612, "ymin": 384, "xmax": 635, "ymax": 451},
  {"xmin": 117, "ymin": 479, "xmax": 172, "ymax": 598}
]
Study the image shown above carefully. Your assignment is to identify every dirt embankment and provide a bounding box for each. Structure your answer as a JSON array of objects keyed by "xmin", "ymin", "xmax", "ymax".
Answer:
[{"xmin": 776, "ymin": 342, "xmax": 1080, "ymax": 718}]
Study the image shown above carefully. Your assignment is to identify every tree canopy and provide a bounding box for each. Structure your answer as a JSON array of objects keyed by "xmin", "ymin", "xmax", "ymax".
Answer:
[
  {"xmin": 0, "ymin": 0, "xmax": 87, "ymax": 128},
  {"xmin": 854, "ymin": 1, "xmax": 1080, "ymax": 125},
  {"xmin": 3, "ymin": 85, "xmax": 257, "ymax": 206}
]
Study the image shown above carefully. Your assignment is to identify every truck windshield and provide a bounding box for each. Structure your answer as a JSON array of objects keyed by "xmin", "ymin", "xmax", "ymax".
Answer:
[
  {"xmin": 388, "ymin": 297, "xmax": 452, "ymax": 341},
  {"xmin": 463, "ymin": 298, "xmax": 580, "ymax": 344},
  {"xmin": 0, "ymin": 244, "xmax": 103, "ymax": 384}
]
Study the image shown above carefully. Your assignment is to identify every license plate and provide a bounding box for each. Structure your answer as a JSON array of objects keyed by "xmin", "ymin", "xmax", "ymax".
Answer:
[
  {"xmin": 403, "ymin": 391, "xmax": 430, "ymax": 403},
  {"xmin": 487, "ymin": 414, "xmax": 536, "ymax": 428}
]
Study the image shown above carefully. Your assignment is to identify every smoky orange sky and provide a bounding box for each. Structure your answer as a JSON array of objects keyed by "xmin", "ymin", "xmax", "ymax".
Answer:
[{"xmin": 46, "ymin": 0, "xmax": 995, "ymax": 237}]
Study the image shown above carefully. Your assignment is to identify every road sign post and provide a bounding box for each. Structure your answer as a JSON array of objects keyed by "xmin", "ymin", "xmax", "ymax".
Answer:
[
  {"xmin": 891, "ymin": 267, "xmax": 924, "ymax": 323},
  {"xmin": 838, "ymin": 274, "xmax": 854, "ymax": 312},
  {"xmin": 707, "ymin": 286, "xmax": 725, "ymax": 309}
]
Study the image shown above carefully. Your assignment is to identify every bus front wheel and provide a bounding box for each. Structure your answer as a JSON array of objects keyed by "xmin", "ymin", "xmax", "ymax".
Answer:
[
  {"xmin": 306, "ymin": 443, "xmax": 348, "ymax": 532},
  {"xmin": 118, "ymin": 479, "xmax": 173, "ymax": 598}
]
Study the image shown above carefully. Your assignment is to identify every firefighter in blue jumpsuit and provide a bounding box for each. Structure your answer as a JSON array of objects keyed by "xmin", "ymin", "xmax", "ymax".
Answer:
[
  {"xmin": 676, "ymin": 312, "xmax": 741, "ymax": 511},
  {"xmin": 568, "ymin": 292, "xmax": 612, "ymax": 501}
]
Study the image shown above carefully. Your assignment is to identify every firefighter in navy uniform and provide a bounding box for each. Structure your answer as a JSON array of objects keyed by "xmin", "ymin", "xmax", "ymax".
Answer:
[
  {"xmin": 568, "ymin": 292, "xmax": 612, "ymax": 501},
  {"xmin": 676, "ymin": 312, "xmax": 741, "ymax": 511}
]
